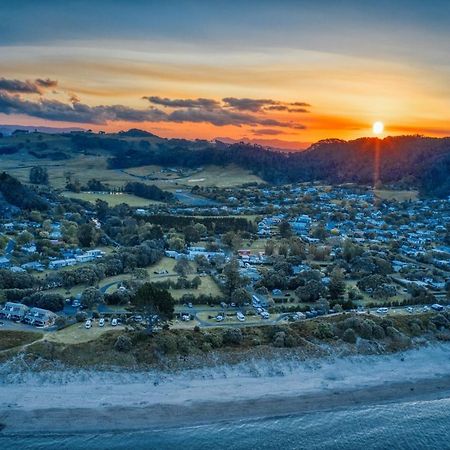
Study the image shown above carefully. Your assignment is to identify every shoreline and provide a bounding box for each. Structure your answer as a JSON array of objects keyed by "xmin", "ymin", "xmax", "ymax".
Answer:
[
  {"xmin": 1, "ymin": 376, "xmax": 450, "ymax": 434},
  {"xmin": 1, "ymin": 343, "xmax": 450, "ymax": 434}
]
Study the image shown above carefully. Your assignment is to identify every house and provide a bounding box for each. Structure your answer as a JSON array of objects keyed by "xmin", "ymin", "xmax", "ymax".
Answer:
[
  {"xmin": 0, "ymin": 256, "xmax": 10, "ymax": 268},
  {"xmin": 24, "ymin": 307, "xmax": 57, "ymax": 327},
  {"xmin": 0, "ymin": 302, "xmax": 29, "ymax": 321},
  {"xmin": 21, "ymin": 262, "xmax": 45, "ymax": 272},
  {"xmin": 48, "ymin": 258, "xmax": 77, "ymax": 270}
]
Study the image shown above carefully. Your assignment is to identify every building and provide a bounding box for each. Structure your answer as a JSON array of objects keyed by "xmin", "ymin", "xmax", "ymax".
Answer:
[
  {"xmin": 0, "ymin": 302, "xmax": 29, "ymax": 321},
  {"xmin": 23, "ymin": 307, "xmax": 57, "ymax": 327}
]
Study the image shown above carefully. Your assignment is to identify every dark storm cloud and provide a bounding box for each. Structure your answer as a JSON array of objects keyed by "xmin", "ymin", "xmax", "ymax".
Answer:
[{"xmin": 144, "ymin": 96, "xmax": 219, "ymax": 109}]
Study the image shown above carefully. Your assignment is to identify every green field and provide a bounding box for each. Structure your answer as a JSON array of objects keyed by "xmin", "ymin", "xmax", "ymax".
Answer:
[
  {"xmin": 62, "ymin": 191, "xmax": 162, "ymax": 207},
  {"xmin": 374, "ymin": 189, "xmax": 419, "ymax": 201}
]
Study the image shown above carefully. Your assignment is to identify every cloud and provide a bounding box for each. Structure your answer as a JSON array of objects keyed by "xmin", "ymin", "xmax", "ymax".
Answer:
[
  {"xmin": 0, "ymin": 78, "xmax": 41, "ymax": 94},
  {"xmin": 144, "ymin": 96, "xmax": 219, "ymax": 109},
  {"xmin": 252, "ymin": 128, "xmax": 286, "ymax": 136},
  {"xmin": 0, "ymin": 91, "xmax": 166, "ymax": 124},
  {"xmin": 0, "ymin": 87, "xmax": 308, "ymax": 129},
  {"xmin": 35, "ymin": 78, "xmax": 58, "ymax": 88},
  {"xmin": 291, "ymin": 102, "xmax": 311, "ymax": 107},
  {"xmin": 0, "ymin": 77, "xmax": 59, "ymax": 94},
  {"xmin": 222, "ymin": 97, "xmax": 278, "ymax": 112}
]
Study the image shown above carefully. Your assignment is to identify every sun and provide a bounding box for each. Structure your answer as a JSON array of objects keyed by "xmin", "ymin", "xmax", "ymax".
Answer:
[{"xmin": 372, "ymin": 121, "xmax": 384, "ymax": 135}]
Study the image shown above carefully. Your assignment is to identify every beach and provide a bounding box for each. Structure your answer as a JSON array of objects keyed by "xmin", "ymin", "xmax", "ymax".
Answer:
[{"xmin": 1, "ymin": 343, "xmax": 450, "ymax": 434}]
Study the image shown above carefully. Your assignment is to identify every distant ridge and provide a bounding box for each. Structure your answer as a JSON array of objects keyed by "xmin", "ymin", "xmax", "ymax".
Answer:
[
  {"xmin": 0, "ymin": 124, "xmax": 85, "ymax": 135},
  {"xmin": 118, "ymin": 128, "xmax": 160, "ymax": 138}
]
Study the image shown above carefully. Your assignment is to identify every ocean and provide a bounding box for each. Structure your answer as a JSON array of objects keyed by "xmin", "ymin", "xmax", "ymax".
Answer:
[{"xmin": 2, "ymin": 396, "xmax": 450, "ymax": 449}]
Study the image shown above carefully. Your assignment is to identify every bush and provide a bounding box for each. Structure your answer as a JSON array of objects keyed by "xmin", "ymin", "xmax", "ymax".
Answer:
[
  {"xmin": 156, "ymin": 333, "xmax": 177, "ymax": 354},
  {"xmin": 75, "ymin": 311, "xmax": 88, "ymax": 322},
  {"xmin": 222, "ymin": 328, "xmax": 243, "ymax": 345},
  {"xmin": 372, "ymin": 324, "xmax": 386, "ymax": 339},
  {"xmin": 343, "ymin": 328, "xmax": 357, "ymax": 343},
  {"xmin": 273, "ymin": 331, "xmax": 286, "ymax": 347},
  {"xmin": 114, "ymin": 335, "xmax": 133, "ymax": 352}
]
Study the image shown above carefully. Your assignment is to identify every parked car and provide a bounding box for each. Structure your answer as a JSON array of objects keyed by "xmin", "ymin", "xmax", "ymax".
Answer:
[
  {"xmin": 98, "ymin": 318, "xmax": 105, "ymax": 327},
  {"xmin": 111, "ymin": 318, "xmax": 118, "ymax": 326},
  {"xmin": 85, "ymin": 319, "xmax": 92, "ymax": 329},
  {"xmin": 261, "ymin": 311, "xmax": 270, "ymax": 319},
  {"xmin": 376, "ymin": 307, "xmax": 389, "ymax": 314},
  {"xmin": 431, "ymin": 304, "xmax": 444, "ymax": 311},
  {"xmin": 237, "ymin": 312, "xmax": 245, "ymax": 322},
  {"xmin": 216, "ymin": 315, "xmax": 224, "ymax": 322}
]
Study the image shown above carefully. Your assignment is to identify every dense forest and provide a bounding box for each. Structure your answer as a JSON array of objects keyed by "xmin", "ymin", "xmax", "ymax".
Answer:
[
  {"xmin": 98, "ymin": 134, "xmax": 450, "ymax": 197},
  {"xmin": 0, "ymin": 172, "xmax": 49, "ymax": 210}
]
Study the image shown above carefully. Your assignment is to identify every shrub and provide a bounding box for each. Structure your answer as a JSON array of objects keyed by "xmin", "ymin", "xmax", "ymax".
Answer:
[
  {"xmin": 114, "ymin": 335, "xmax": 133, "ymax": 352},
  {"xmin": 343, "ymin": 328, "xmax": 357, "ymax": 343},
  {"xmin": 75, "ymin": 311, "xmax": 88, "ymax": 322},
  {"xmin": 222, "ymin": 328, "xmax": 243, "ymax": 345}
]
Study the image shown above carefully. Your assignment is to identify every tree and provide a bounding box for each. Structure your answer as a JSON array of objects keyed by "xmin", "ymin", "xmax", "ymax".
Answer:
[
  {"xmin": 29, "ymin": 166, "xmax": 48, "ymax": 185},
  {"xmin": 174, "ymin": 257, "xmax": 192, "ymax": 277},
  {"xmin": 295, "ymin": 279, "xmax": 326, "ymax": 302},
  {"xmin": 194, "ymin": 223, "xmax": 208, "ymax": 238},
  {"xmin": 328, "ymin": 268, "xmax": 346, "ymax": 300},
  {"xmin": 222, "ymin": 258, "xmax": 247, "ymax": 296},
  {"xmin": 231, "ymin": 287, "xmax": 252, "ymax": 306},
  {"xmin": 80, "ymin": 287, "xmax": 104, "ymax": 309},
  {"xmin": 77, "ymin": 223, "xmax": 95, "ymax": 247},
  {"xmin": 342, "ymin": 239, "xmax": 364, "ymax": 262},
  {"xmin": 279, "ymin": 220, "xmax": 292, "ymax": 238},
  {"xmin": 168, "ymin": 236, "xmax": 185, "ymax": 252},
  {"xmin": 16, "ymin": 230, "xmax": 33, "ymax": 246},
  {"xmin": 289, "ymin": 237, "xmax": 306, "ymax": 259},
  {"xmin": 264, "ymin": 240, "xmax": 275, "ymax": 256},
  {"xmin": 222, "ymin": 231, "xmax": 242, "ymax": 250},
  {"xmin": 132, "ymin": 282, "xmax": 175, "ymax": 331},
  {"xmin": 183, "ymin": 225, "xmax": 201, "ymax": 244}
]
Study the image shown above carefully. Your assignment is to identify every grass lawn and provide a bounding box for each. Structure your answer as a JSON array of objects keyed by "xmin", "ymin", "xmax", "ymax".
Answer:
[
  {"xmin": 374, "ymin": 189, "xmax": 419, "ymax": 201},
  {"xmin": 46, "ymin": 323, "xmax": 124, "ymax": 344},
  {"xmin": 62, "ymin": 191, "xmax": 162, "ymax": 207},
  {"xmin": 0, "ymin": 330, "xmax": 43, "ymax": 351}
]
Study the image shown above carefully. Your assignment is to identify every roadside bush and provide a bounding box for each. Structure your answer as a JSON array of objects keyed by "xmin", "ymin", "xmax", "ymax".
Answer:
[
  {"xmin": 75, "ymin": 311, "xmax": 88, "ymax": 322},
  {"xmin": 114, "ymin": 335, "xmax": 133, "ymax": 352}
]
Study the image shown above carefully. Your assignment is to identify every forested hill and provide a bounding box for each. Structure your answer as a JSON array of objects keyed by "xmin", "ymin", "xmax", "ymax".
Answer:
[
  {"xmin": 104, "ymin": 134, "xmax": 450, "ymax": 197},
  {"xmin": 1, "ymin": 129, "xmax": 449, "ymax": 197}
]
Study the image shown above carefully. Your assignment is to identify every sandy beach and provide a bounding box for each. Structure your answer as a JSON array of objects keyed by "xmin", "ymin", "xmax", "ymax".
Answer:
[{"xmin": 1, "ymin": 344, "xmax": 450, "ymax": 434}]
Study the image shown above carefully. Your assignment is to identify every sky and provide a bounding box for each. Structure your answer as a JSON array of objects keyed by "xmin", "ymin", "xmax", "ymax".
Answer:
[{"xmin": 0, "ymin": 0, "xmax": 449, "ymax": 147}]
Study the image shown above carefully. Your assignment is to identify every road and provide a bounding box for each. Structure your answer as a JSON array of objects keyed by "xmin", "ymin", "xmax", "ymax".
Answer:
[{"xmin": 5, "ymin": 239, "xmax": 15, "ymax": 255}]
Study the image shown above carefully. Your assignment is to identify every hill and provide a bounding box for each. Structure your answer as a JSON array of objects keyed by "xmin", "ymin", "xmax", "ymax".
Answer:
[{"xmin": 0, "ymin": 129, "xmax": 449, "ymax": 197}]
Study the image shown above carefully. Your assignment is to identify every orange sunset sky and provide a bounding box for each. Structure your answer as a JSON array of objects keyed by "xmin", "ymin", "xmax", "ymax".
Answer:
[{"xmin": 1, "ymin": 0, "xmax": 449, "ymax": 148}]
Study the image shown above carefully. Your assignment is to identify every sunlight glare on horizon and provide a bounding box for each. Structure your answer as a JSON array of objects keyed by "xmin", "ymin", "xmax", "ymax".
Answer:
[{"xmin": 372, "ymin": 121, "xmax": 384, "ymax": 135}]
